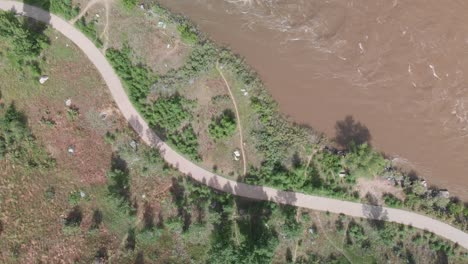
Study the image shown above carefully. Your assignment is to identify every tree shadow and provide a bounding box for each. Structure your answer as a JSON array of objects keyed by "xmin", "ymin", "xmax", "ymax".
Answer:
[
  {"xmin": 169, "ymin": 176, "xmax": 191, "ymax": 231},
  {"xmin": 142, "ymin": 201, "xmax": 155, "ymax": 230},
  {"xmin": 90, "ymin": 209, "xmax": 103, "ymax": 230},
  {"xmin": 65, "ymin": 206, "xmax": 83, "ymax": 226},
  {"xmin": 334, "ymin": 115, "xmax": 371, "ymax": 148},
  {"xmin": 362, "ymin": 192, "xmax": 388, "ymax": 229},
  {"xmin": 22, "ymin": 0, "xmax": 52, "ymax": 35}
]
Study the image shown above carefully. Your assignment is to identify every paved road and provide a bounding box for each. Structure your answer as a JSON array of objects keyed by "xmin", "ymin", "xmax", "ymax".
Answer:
[{"xmin": 2, "ymin": 1, "xmax": 467, "ymax": 249}]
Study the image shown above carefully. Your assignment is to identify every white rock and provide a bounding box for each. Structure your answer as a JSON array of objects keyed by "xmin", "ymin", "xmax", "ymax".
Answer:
[
  {"xmin": 68, "ymin": 146, "xmax": 75, "ymax": 154},
  {"xmin": 39, "ymin": 75, "xmax": 49, "ymax": 84},
  {"xmin": 80, "ymin": 191, "xmax": 86, "ymax": 198},
  {"xmin": 65, "ymin": 98, "xmax": 72, "ymax": 107}
]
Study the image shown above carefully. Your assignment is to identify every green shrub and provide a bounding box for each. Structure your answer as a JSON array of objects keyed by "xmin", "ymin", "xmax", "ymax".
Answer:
[
  {"xmin": 169, "ymin": 125, "xmax": 200, "ymax": 161},
  {"xmin": 0, "ymin": 11, "xmax": 49, "ymax": 75},
  {"xmin": 0, "ymin": 103, "xmax": 53, "ymax": 168},
  {"xmin": 208, "ymin": 109, "xmax": 236, "ymax": 140},
  {"xmin": 121, "ymin": 0, "xmax": 138, "ymax": 10},
  {"xmin": 177, "ymin": 24, "xmax": 198, "ymax": 44},
  {"xmin": 106, "ymin": 46, "xmax": 156, "ymax": 105},
  {"xmin": 344, "ymin": 143, "xmax": 386, "ymax": 178},
  {"xmin": 144, "ymin": 95, "xmax": 191, "ymax": 133},
  {"xmin": 317, "ymin": 151, "xmax": 342, "ymax": 177},
  {"xmin": 383, "ymin": 193, "xmax": 403, "ymax": 207}
]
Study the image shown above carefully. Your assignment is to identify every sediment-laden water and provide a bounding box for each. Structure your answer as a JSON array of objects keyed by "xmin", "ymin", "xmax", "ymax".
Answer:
[{"xmin": 158, "ymin": 0, "xmax": 468, "ymax": 200}]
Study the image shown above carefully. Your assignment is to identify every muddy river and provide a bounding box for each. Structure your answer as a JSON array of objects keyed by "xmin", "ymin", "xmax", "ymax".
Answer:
[{"xmin": 157, "ymin": 0, "xmax": 468, "ymax": 200}]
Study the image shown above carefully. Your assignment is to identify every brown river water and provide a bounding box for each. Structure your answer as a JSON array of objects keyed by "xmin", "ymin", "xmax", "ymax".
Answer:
[{"xmin": 157, "ymin": 0, "xmax": 468, "ymax": 200}]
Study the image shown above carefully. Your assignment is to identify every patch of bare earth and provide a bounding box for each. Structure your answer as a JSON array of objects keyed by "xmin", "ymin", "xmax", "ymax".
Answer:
[
  {"xmin": 77, "ymin": 0, "xmax": 191, "ymax": 73},
  {"xmin": 183, "ymin": 75, "xmax": 244, "ymax": 178},
  {"xmin": 355, "ymin": 177, "xmax": 405, "ymax": 203}
]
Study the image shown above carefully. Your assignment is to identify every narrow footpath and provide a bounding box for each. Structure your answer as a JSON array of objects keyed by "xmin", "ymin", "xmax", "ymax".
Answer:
[{"xmin": 2, "ymin": 0, "xmax": 467, "ymax": 250}]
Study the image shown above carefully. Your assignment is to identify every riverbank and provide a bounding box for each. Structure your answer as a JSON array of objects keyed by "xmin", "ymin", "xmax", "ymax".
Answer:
[
  {"xmin": 2, "ymin": 4, "xmax": 467, "ymax": 262},
  {"xmin": 14, "ymin": 0, "xmax": 468, "ymax": 232},
  {"xmin": 156, "ymin": 0, "xmax": 468, "ymax": 201}
]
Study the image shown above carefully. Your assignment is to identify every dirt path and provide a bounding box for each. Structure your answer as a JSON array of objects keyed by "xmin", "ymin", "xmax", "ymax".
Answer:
[
  {"xmin": 3, "ymin": 1, "xmax": 468, "ymax": 250},
  {"xmin": 70, "ymin": 0, "xmax": 111, "ymax": 51},
  {"xmin": 216, "ymin": 61, "xmax": 247, "ymax": 175}
]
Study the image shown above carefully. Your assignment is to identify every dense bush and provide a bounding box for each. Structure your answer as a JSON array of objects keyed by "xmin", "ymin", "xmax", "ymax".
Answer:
[
  {"xmin": 344, "ymin": 143, "xmax": 387, "ymax": 178},
  {"xmin": 177, "ymin": 24, "xmax": 198, "ymax": 44},
  {"xmin": 107, "ymin": 168, "xmax": 132, "ymax": 209},
  {"xmin": 106, "ymin": 46, "xmax": 155, "ymax": 105},
  {"xmin": 143, "ymin": 95, "xmax": 191, "ymax": 133},
  {"xmin": 0, "ymin": 103, "xmax": 53, "ymax": 168},
  {"xmin": 208, "ymin": 109, "xmax": 236, "ymax": 140},
  {"xmin": 169, "ymin": 125, "xmax": 200, "ymax": 161},
  {"xmin": 121, "ymin": 0, "xmax": 138, "ymax": 10},
  {"xmin": 0, "ymin": 11, "xmax": 49, "ymax": 75},
  {"xmin": 383, "ymin": 193, "xmax": 403, "ymax": 207}
]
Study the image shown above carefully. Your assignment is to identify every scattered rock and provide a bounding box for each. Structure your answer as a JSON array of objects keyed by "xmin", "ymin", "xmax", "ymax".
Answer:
[
  {"xmin": 68, "ymin": 146, "xmax": 75, "ymax": 155},
  {"xmin": 141, "ymin": 194, "xmax": 146, "ymax": 199},
  {"xmin": 65, "ymin": 98, "xmax": 72, "ymax": 107},
  {"xmin": 421, "ymin": 180, "xmax": 428, "ymax": 188},
  {"xmin": 130, "ymin": 140, "xmax": 138, "ymax": 151},
  {"xmin": 437, "ymin": 190, "xmax": 450, "ymax": 199},
  {"xmin": 167, "ymin": 44, "xmax": 171, "ymax": 49},
  {"xmin": 140, "ymin": 4, "xmax": 145, "ymax": 10},
  {"xmin": 39, "ymin": 75, "xmax": 49, "ymax": 84},
  {"xmin": 99, "ymin": 112, "xmax": 108, "ymax": 120},
  {"xmin": 157, "ymin": 21, "xmax": 166, "ymax": 28},
  {"xmin": 339, "ymin": 171, "xmax": 347, "ymax": 178},
  {"xmin": 233, "ymin": 150, "xmax": 241, "ymax": 161},
  {"xmin": 80, "ymin": 191, "xmax": 86, "ymax": 198}
]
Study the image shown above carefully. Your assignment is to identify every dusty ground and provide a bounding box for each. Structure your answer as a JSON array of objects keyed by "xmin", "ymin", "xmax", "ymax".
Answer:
[
  {"xmin": 355, "ymin": 177, "xmax": 406, "ymax": 203},
  {"xmin": 0, "ymin": 26, "xmax": 172, "ymax": 262},
  {"xmin": 182, "ymin": 72, "xmax": 244, "ymax": 178},
  {"xmin": 73, "ymin": 0, "xmax": 191, "ymax": 73}
]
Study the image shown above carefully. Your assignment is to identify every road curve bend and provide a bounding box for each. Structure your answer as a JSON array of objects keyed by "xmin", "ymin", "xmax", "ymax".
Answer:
[{"xmin": 2, "ymin": 1, "xmax": 467, "ymax": 249}]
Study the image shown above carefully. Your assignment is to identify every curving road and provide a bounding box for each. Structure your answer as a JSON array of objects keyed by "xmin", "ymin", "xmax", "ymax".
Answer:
[{"xmin": 2, "ymin": 1, "xmax": 467, "ymax": 249}]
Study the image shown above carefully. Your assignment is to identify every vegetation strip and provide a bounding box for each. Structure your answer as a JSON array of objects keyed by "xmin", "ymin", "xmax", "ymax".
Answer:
[{"xmin": 3, "ymin": 1, "xmax": 468, "ymax": 250}]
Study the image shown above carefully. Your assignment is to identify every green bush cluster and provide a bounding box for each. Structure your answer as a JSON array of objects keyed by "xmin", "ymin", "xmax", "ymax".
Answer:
[
  {"xmin": 383, "ymin": 193, "xmax": 403, "ymax": 207},
  {"xmin": 208, "ymin": 109, "xmax": 237, "ymax": 140},
  {"xmin": 343, "ymin": 143, "xmax": 387, "ymax": 178},
  {"xmin": 169, "ymin": 125, "xmax": 200, "ymax": 161},
  {"xmin": 177, "ymin": 24, "xmax": 199, "ymax": 44},
  {"xmin": 121, "ymin": 0, "xmax": 138, "ymax": 10},
  {"xmin": 106, "ymin": 46, "xmax": 156, "ymax": 105},
  {"xmin": 143, "ymin": 95, "xmax": 191, "ymax": 133},
  {"xmin": 346, "ymin": 221, "xmax": 370, "ymax": 249},
  {"xmin": 0, "ymin": 103, "xmax": 53, "ymax": 168},
  {"xmin": 0, "ymin": 11, "xmax": 49, "ymax": 75}
]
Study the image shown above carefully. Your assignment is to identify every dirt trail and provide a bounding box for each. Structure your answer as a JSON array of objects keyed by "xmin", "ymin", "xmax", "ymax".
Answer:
[
  {"xmin": 70, "ymin": 0, "xmax": 110, "ymax": 51},
  {"xmin": 70, "ymin": 0, "xmax": 99, "ymax": 24},
  {"xmin": 216, "ymin": 61, "xmax": 247, "ymax": 175},
  {"xmin": 4, "ymin": 1, "xmax": 468, "ymax": 250}
]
